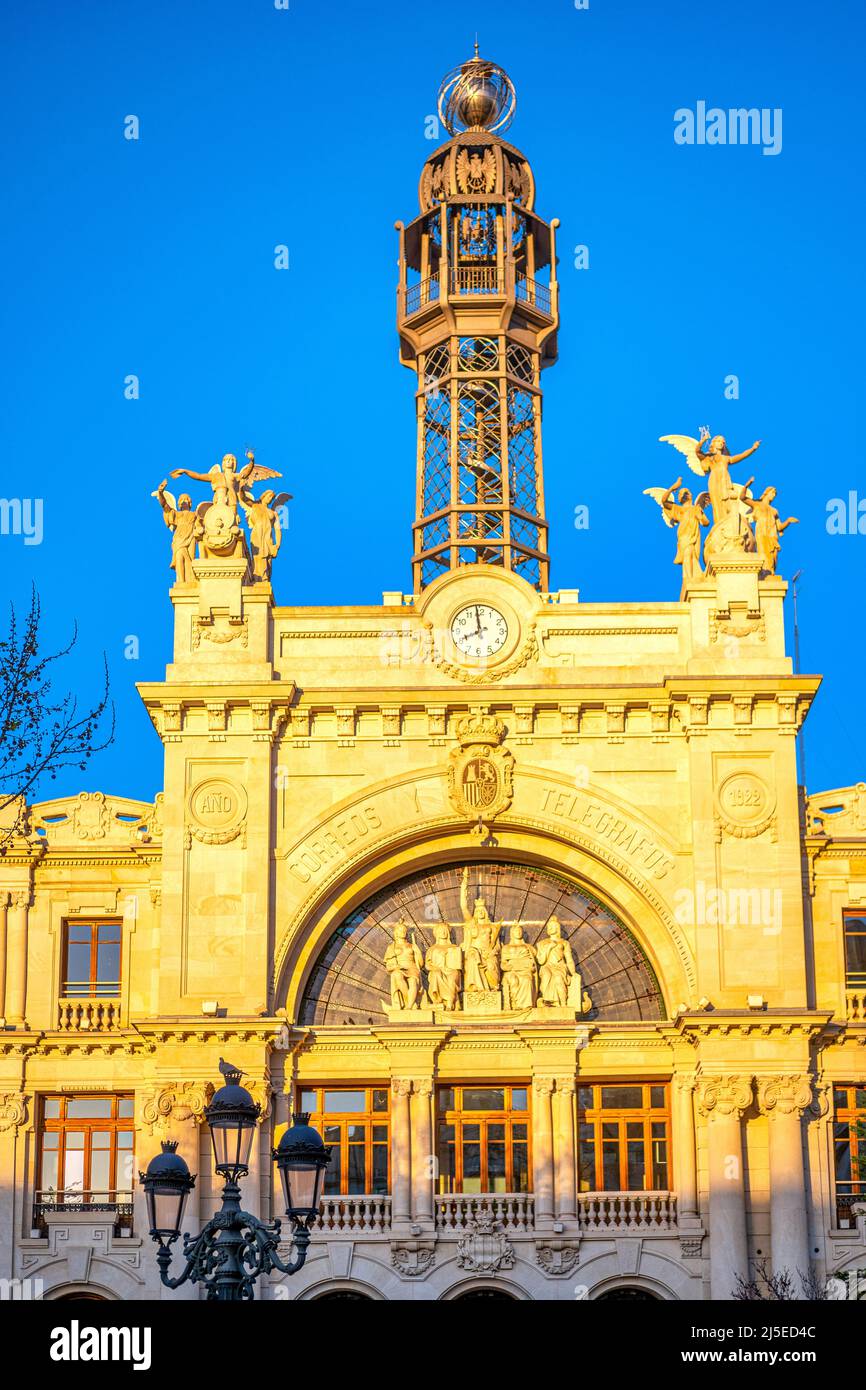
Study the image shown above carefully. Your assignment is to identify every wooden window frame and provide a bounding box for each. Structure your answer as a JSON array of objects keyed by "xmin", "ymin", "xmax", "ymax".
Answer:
[
  {"xmin": 577, "ymin": 1081, "xmax": 671, "ymax": 1193},
  {"xmin": 436, "ymin": 1083, "xmax": 532, "ymax": 1195},
  {"xmin": 38, "ymin": 1094, "xmax": 135, "ymax": 1205},
  {"xmin": 298, "ymin": 1085, "xmax": 390, "ymax": 1197},
  {"xmin": 61, "ymin": 919, "xmax": 122, "ymax": 998},
  {"xmin": 833, "ymin": 1084, "xmax": 866, "ymax": 1220},
  {"xmin": 842, "ymin": 912, "xmax": 866, "ymax": 989}
]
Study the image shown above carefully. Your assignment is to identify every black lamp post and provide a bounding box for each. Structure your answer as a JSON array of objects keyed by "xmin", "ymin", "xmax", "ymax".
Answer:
[{"xmin": 140, "ymin": 1064, "xmax": 331, "ymax": 1301}]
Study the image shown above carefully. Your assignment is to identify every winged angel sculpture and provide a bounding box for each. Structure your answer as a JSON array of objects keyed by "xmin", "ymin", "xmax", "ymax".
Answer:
[
  {"xmin": 645, "ymin": 429, "xmax": 796, "ymax": 591},
  {"xmin": 153, "ymin": 450, "xmax": 291, "ymax": 583}
]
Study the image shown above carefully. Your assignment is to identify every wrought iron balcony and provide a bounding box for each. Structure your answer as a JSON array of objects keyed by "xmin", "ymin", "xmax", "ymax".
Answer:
[
  {"xmin": 404, "ymin": 275, "xmax": 441, "ymax": 317},
  {"xmin": 32, "ymin": 1188, "xmax": 134, "ymax": 1235}
]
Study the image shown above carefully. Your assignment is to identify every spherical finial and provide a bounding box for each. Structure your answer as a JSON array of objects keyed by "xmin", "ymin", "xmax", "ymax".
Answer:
[{"xmin": 438, "ymin": 53, "xmax": 517, "ymax": 136}]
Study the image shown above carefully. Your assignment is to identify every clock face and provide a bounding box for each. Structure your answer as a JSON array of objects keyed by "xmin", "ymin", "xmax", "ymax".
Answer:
[{"xmin": 450, "ymin": 604, "xmax": 509, "ymax": 660}]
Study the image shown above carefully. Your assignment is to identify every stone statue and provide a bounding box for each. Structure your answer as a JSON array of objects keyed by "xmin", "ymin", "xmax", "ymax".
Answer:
[
  {"xmin": 424, "ymin": 923, "xmax": 462, "ymax": 1011},
  {"xmin": 660, "ymin": 430, "xmax": 761, "ymax": 526},
  {"xmin": 169, "ymin": 451, "xmax": 282, "ymax": 562},
  {"xmin": 501, "ymin": 925, "xmax": 537, "ymax": 1010},
  {"xmin": 748, "ymin": 486, "xmax": 798, "ymax": 575},
  {"xmin": 536, "ymin": 917, "xmax": 578, "ymax": 1007},
  {"xmin": 384, "ymin": 919, "xmax": 424, "ymax": 1010},
  {"xmin": 152, "ymin": 482, "xmax": 203, "ymax": 584},
  {"xmin": 459, "ymin": 868, "xmax": 501, "ymax": 994},
  {"xmin": 702, "ymin": 478, "xmax": 757, "ymax": 563},
  {"xmin": 239, "ymin": 488, "xmax": 292, "ymax": 583},
  {"xmin": 644, "ymin": 477, "xmax": 710, "ymax": 597}
]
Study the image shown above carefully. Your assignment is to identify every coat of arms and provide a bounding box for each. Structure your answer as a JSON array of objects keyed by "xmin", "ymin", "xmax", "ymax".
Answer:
[{"xmin": 447, "ymin": 711, "xmax": 514, "ymax": 830}]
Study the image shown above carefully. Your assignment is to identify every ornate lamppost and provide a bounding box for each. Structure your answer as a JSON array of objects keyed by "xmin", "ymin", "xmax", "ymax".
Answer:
[{"xmin": 140, "ymin": 1063, "xmax": 331, "ymax": 1300}]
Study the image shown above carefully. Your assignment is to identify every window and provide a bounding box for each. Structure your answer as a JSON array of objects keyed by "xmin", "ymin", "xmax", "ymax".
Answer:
[
  {"xmin": 61, "ymin": 920, "xmax": 122, "ymax": 997},
  {"xmin": 843, "ymin": 913, "xmax": 866, "ymax": 989},
  {"xmin": 37, "ymin": 1095, "xmax": 134, "ymax": 1215},
  {"xmin": 578, "ymin": 1083, "xmax": 670, "ymax": 1192},
  {"xmin": 299, "ymin": 1087, "xmax": 389, "ymax": 1196},
  {"xmin": 834, "ymin": 1084, "xmax": 866, "ymax": 1224},
  {"xmin": 437, "ymin": 1085, "xmax": 530, "ymax": 1194}
]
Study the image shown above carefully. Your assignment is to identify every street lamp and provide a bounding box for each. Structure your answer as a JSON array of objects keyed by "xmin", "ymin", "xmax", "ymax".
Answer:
[{"xmin": 140, "ymin": 1064, "xmax": 332, "ymax": 1300}]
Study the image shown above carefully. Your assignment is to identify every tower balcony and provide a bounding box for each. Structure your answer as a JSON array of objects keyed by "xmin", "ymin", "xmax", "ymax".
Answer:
[{"xmin": 400, "ymin": 265, "xmax": 555, "ymax": 331}]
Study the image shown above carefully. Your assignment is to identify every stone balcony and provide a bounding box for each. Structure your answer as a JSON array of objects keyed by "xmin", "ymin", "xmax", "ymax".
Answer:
[
  {"xmin": 845, "ymin": 987, "xmax": 865, "ymax": 1023},
  {"xmin": 57, "ymin": 996, "xmax": 123, "ymax": 1031},
  {"xmin": 313, "ymin": 1196, "xmax": 392, "ymax": 1236},
  {"xmin": 306, "ymin": 1192, "xmax": 682, "ymax": 1239}
]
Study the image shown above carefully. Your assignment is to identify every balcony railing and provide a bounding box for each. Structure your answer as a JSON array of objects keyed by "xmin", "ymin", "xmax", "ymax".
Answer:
[
  {"xmin": 435, "ymin": 1192, "xmax": 535, "ymax": 1233},
  {"xmin": 515, "ymin": 275, "xmax": 552, "ymax": 315},
  {"xmin": 33, "ymin": 1189, "xmax": 134, "ymax": 1234},
  {"xmin": 57, "ymin": 996, "xmax": 122, "ymax": 1031},
  {"xmin": 314, "ymin": 1195, "xmax": 392, "ymax": 1234},
  {"xmin": 846, "ymin": 985, "xmax": 865, "ymax": 1022},
  {"xmin": 404, "ymin": 275, "xmax": 440, "ymax": 316},
  {"xmin": 578, "ymin": 1191, "xmax": 678, "ymax": 1232},
  {"xmin": 450, "ymin": 266, "xmax": 504, "ymax": 297}
]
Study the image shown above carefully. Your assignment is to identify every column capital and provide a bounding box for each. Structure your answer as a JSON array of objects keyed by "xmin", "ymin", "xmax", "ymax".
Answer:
[
  {"xmin": 140, "ymin": 1080, "xmax": 214, "ymax": 1133},
  {"xmin": 674, "ymin": 1072, "xmax": 698, "ymax": 1095},
  {"xmin": 0, "ymin": 1091, "xmax": 28, "ymax": 1136},
  {"xmin": 695, "ymin": 1073, "xmax": 753, "ymax": 1120},
  {"xmin": 755, "ymin": 1074, "xmax": 813, "ymax": 1118},
  {"xmin": 532, "ymin": 1076, "xmax": 556, "ymax": 1098},
  {"xmin": 411, "ymin": 1078, "xmax": 434, "ymax": 1097},
  {"xmin": 555, "ymin": 1075, "xmax": 576, "ymax": 1096},
  {"xmin": 10, "ymin": 891, "xmax": 31, "ymax": 911},
  {"xmin": 391, "ymin": 1077, "xmax": 413, "ymax": 1099}
]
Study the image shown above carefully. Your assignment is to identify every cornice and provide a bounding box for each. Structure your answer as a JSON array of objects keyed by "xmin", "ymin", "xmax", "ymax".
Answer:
[{"xmin": 675, "ymin": 1010, "xmax": 832, "ymax": 1040}]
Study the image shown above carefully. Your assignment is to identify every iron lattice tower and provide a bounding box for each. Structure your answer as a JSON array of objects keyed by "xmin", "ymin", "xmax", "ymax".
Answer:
[{"xmin": 396, "ymin": 51, "xmax": 560, "ymax": 594}]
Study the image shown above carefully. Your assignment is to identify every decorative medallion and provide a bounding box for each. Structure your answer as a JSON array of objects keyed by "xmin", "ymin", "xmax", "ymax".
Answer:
[
  {"xmin": 187, "ymin": 778, "xmax": 248, "ymax": 844},
  {"xmin": 447, "ymin": 711, "xmax": 514, "ymax": 830},
  {"xmin": 714, "ymin": 771, "xmax": 776, "ymax": 840}
]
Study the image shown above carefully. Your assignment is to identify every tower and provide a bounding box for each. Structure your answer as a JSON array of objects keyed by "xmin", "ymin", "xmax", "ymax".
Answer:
[{"xmin": 396, "ymin": 51, "xmax": 560, "ymax": 594}]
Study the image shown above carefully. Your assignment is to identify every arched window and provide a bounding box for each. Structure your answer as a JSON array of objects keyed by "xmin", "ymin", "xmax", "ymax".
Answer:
[{"xmin": 298, "ymin": 861, "xmax": 664, "ymax": 1025}]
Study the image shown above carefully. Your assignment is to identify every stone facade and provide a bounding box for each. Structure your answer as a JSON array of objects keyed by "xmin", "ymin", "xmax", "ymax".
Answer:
[{"xmin": 0, "ymin": 557, "xmax": 864, "ymax": 1301}]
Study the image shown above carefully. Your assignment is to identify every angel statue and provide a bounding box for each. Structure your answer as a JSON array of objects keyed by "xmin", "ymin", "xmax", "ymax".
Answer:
[
  {"xmin": 659, "ymin": 430, "xmax": 761, "ymax": 555},
  {"xmin": 643, "ymin": 476, "xmax": 710, "ymax": 598},
  {"xmin": 152, "ymin": 481, "xmax": 204, "ymax": 584},
  {"xmin": 239, "ymin": 486, "xmax": 292, "ymax": 583},
  {"xmin": 748, "ymin": 486, "xmax": 798, "ymax": 575},
  {"xmin": 168, "ymin": 449, "xmax": 282, "ymax": 562}
]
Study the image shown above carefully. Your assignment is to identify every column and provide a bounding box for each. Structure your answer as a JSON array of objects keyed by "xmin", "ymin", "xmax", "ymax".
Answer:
[
  {"xmin": 410, "ymin": 1079, "xmax": 434, "ymax": 1225},
  {"xmin": 673, "ymin": 1073, "xmax": 699, "ymax": 1222},
  {"xmin": 0, "ymin": 1094, "xmax": 28, "ymax": 1281},
  {"xmin": 391, "ymin": 1078, "xmax": 412, "ymax": 1226},
  {"xmin": 757, "ymin": 1075, "xmax": 812, "ymax": 1280},
  {"xmin": 0, "ymin": 894, "xmax": 9, "ymax": 1024},
  {"xmin": 5, "ymin": 891, "xmax": 29, "ymax": 1028},
  {"xmin": 554, "ymin": 1077, "xmax": 576, "ymax": 1221},
  {"xmin": 532, "ymin": 1077, "xmax": 555, "ymax": 1227},
  {"xmin": 697, "ymin": 1075, "xmax": 752, "ymax": 1300}
]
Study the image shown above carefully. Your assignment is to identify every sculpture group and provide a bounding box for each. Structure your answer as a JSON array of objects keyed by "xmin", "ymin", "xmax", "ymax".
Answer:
[
  {"xmin": 646, "ymin": 430, "xmax": 798, "ymax": 597},
  {"xmin": 152, "ymin": 450, "xmax": 292, "ymax": 584},
  {"xmin": 383, "ymin": 869, "xmax": 592, "ymax": 1017}
]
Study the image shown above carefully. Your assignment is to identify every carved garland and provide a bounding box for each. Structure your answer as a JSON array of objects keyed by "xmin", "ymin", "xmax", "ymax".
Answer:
[{"xmin": 424, "ymin": 621, "xmax": 538, "ymax": 684}]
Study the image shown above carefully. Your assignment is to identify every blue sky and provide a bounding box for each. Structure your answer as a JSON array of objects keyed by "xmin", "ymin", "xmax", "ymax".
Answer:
[{"xmin": 2, "ymin": 0, "xmax": 864, "ymax": 805}]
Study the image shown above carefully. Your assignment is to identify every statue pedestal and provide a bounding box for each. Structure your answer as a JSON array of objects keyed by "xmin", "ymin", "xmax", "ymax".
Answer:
[
  {"xmin": 461, "ymin": 989, "xmax": 502, "ymax": 1015},
  {"xmin": 383, "ymin": 1006, "xmax": 436, "ymax": 1023}
]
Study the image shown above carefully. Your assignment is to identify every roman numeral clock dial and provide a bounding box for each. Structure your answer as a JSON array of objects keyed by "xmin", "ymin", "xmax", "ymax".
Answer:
[{"xmin": 450, "ymin": 604, "xmax": 509, "ymax": 660}]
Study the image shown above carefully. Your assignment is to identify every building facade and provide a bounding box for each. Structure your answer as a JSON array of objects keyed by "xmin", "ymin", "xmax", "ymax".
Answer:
[{"xmin": 1, "ymin": 53, "xmax": 864, "ymax": 1303}]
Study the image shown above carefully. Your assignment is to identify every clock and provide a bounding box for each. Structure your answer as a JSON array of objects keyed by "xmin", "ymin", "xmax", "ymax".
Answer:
[{"xmin": 450, "ymin": 603, "xmax": 509, "ymax": 660}]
